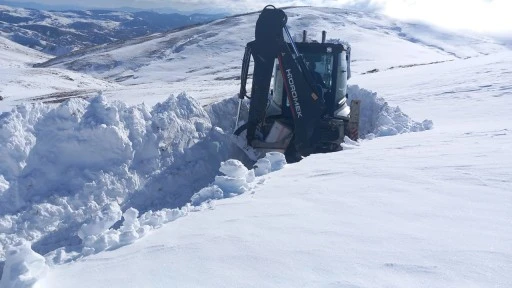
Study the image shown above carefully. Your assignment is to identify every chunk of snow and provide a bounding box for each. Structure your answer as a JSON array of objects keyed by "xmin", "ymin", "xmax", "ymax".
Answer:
[
  {"xmin": 253, "ymin": 158, "xmax": 271, "ymax": 176},
  {"xmin": 214, "ymin": 159, "xmax": 253, "ymax": 196},
  {"xmin": 245, "ymin": 169, "xmax": 256, "ymax": 183},
  {"xmin": 78, "ymin": 202, "xmax": 122, "ymax": 240},
  {"xmin": 191, "ymin": 186, "xmax": 224, "ymax": 206},
  {"xmin": 214, "ymin": 175, "xmax": 249, "ymax": 197},
  {"xmin": 0, "ymin": 217, "xmax": 13, "ymax": 234},
  {"xmin": 0, "ymin": 176, "xmax": 8, "ymax": 195},
  {"xmin": 219, "ymin": 159, "xmax": 249, "ymax": 178},
  {"xmin": 264, "ymin": 152, "xmax": 287, "ymax": 171},
  {"xmin": 119, "ymin": 208, "xmax": 141, "ymax": 245},
  {"xmin": 82, "ymin": 230, "xmax": 120, "ymax": 254},
  {"xmin": 0, "ymin": 241, "xmax": 47, "ymax": 288},
  {"xmin": 139, "ymin": 208, "xmax": 187, "ymax": 228}
]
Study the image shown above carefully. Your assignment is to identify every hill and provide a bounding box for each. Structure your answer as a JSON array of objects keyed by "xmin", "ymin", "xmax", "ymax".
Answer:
[
  {"xmin": 0, "ymin": 5, "xmax": 223, "ymax": 55},
  {"xmin": 0, "ymin": 36, "xmax": 119, "ymax": 106}
]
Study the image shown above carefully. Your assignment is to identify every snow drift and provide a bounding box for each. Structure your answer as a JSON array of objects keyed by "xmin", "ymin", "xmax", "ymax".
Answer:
[
  {"xmin": 0, "ymin": 86, "xmax": 431, "ymax": 281},
  {"xmin": 349, "ymin": 85, "xmax": 433, "ymax": 138},
  {"xmin": 0, "ymin": 241, "xmax": 47, "ymax": 288}
]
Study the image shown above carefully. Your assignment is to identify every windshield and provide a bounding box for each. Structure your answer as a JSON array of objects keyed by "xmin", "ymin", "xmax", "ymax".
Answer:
[{"xmin": 303, "ymin": 52, "xmax": 333, "ymax": 89}]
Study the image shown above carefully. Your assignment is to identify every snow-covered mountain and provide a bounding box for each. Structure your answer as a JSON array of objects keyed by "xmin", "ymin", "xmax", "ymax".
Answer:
[
  {"xmin": 0, "ymin": 6, "xmax": 511, "ymax": 288},
  {"xmin": 37, "ymin": 7, "xmax": 508, "ymax": 75},
  {"xmin": 31, "ymin": 7, "xmax": 508, "ymax": 108},
  {"xmin": 0, "ymin": 5, "xmax": 223, "ymax": 55}
]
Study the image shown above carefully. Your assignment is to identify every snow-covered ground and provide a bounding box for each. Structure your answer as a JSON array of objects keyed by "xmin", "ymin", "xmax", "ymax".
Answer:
[
  {"xmin": 0, "ymin": 6, "xmax": 511, "ymax": 288},
  {"xmin": 0, "ymin": 37, "xmax": 120, "ymax": 108},
  {"xmin": 29, "ymin": 50, "xmax": 512, "ymax": 288}
]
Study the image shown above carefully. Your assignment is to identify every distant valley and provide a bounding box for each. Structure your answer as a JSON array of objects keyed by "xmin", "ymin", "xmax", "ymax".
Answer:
[{"xmin": 0, "ymin": 4, "xmax": 224, "ymax": 55}]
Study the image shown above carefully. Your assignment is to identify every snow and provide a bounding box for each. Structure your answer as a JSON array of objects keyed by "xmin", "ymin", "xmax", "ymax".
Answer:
[
  {"xmin": 0, "ymin": 242, "xmax": 47, "ymax": 288},
  {"xmin": 0, "ymin": 37, "xmax": 50, "ymax": 68},
  {"xmin": 349, "ymin": 85, "xmax": 433, "ymax": 138},
  {"xmin": 0, "ymin": 93, "xmax": 219, "ymax": 261},
  {"xmin": 0, "ymin": 36, "xmax": 120, "ymax": 110},
  {"xmin": 34, "ymin": 118, "xmax": 512, "ymax": 287},
  {"xmin": 0, "ymin": 6, "xmax": 32, "ymax": 18},
  {"xmin": 0, "ymin": 84, "xmax": 434, "ymax": 283},
  {"xmin": 0, "ymin": 6, "xmax": 124, "ymax": 32},
  {"xmin": 0, "ymin": 5, "xmax": 511, "ymax": 288}
]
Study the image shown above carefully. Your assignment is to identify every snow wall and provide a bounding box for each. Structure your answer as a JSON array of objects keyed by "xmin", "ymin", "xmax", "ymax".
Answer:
[{"xmin": 0, "ymin": 86, "xmax": 432, "ymax": 284}]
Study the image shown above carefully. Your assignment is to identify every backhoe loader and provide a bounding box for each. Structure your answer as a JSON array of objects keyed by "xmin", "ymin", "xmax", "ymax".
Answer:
[{"xmin": 233, "ymin": 5, "xmax": 360, "ymax": 162}]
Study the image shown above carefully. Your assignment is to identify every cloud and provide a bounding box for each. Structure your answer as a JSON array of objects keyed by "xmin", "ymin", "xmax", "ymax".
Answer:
[
  {"xmin": 3, "ymin": 0, "xmax": 511, "ymax": 35},
  {"xmin": 337, "ymin": 0, "xmax": 386, "ymax": 12},
  {"xmin": 375, "ymin": 0, "xmax": 512, "ymax": 35},
  {"xmin": 226, "ymin": 0, "xmax": 512, "ymax": 35}
]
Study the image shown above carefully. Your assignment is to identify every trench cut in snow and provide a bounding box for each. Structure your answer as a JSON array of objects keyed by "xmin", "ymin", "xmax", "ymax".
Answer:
[{"xmin": 0, "ymin": 86, "xmax": 431, "ymax": 282}]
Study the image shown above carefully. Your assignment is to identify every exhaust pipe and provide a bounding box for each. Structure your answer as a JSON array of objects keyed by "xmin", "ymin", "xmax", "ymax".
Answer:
[
  {"xmin": 303, "ymin": 30, "xmax": 307, "ymax": 42},
  {"xmin": 322, "ymin": 30, "xmax": 326, "ymax": 43}
]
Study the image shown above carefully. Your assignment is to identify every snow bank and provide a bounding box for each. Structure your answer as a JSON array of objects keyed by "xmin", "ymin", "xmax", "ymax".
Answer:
[
  {"xmin": 0, "ymin": 92, "xmax": 234, "ymax": 267},
  {"xmin": 0, "ymin": 242, "xmax": 47, "ymax": 288},
  {"xmin": 52, "ymin": 153, "xmax": 286, "ymax": 261},
  {"xmin": 349, "ymin": 85, "xmax": 433, "ymax": 138},
  {"xmin": 0, "ymin": 103, "xmax": 50, "ymax": 189},
  {"xmin": 0, "ymin": 87, "xmax": 430, "ymax": 276}
]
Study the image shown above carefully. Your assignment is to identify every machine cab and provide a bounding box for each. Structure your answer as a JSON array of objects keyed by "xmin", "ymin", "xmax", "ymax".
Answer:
[{"xmin": 267, "ymin": 41, "xmax": 352, "ymax": 120}]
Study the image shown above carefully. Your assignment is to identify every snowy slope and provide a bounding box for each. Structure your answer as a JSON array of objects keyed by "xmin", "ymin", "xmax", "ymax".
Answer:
[
  {"xmin": 0, "ymin": 36, "xmax": 120, "ymax": 111},
  {"xmin": 0, "ymin": 6, "xmax": 511, "ymax": 288},
  {"xmin": 30, "ymin": 52, "xmax": 512, "ymax": 288},
  {"xmin": 0, "ymin": 5, "xmax": 223, "ymax": 55},
  {"xmin": 0, "ymin": 34, "xmax": 49, "ymax": 66},
  {"xmin": 31, "ymin": 7, "xmax": 508, "ymax": 108}
]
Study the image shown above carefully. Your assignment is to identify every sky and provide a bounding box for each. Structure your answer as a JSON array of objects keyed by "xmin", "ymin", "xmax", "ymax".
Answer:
[{"xmin": 2, "ymin": 0, "xmax": 511, "ymax": 36}]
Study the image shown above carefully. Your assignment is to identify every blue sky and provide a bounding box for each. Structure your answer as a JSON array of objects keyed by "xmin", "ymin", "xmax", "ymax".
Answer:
[{"xmin": 2, "ymin": 0, "xmax": 511, "ymax": 35}]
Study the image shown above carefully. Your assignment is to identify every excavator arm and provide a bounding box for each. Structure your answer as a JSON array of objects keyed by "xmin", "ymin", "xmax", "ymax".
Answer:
[{"xmin": 237, "ymin": 5, "xmax": 325, "ymax": 156}]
